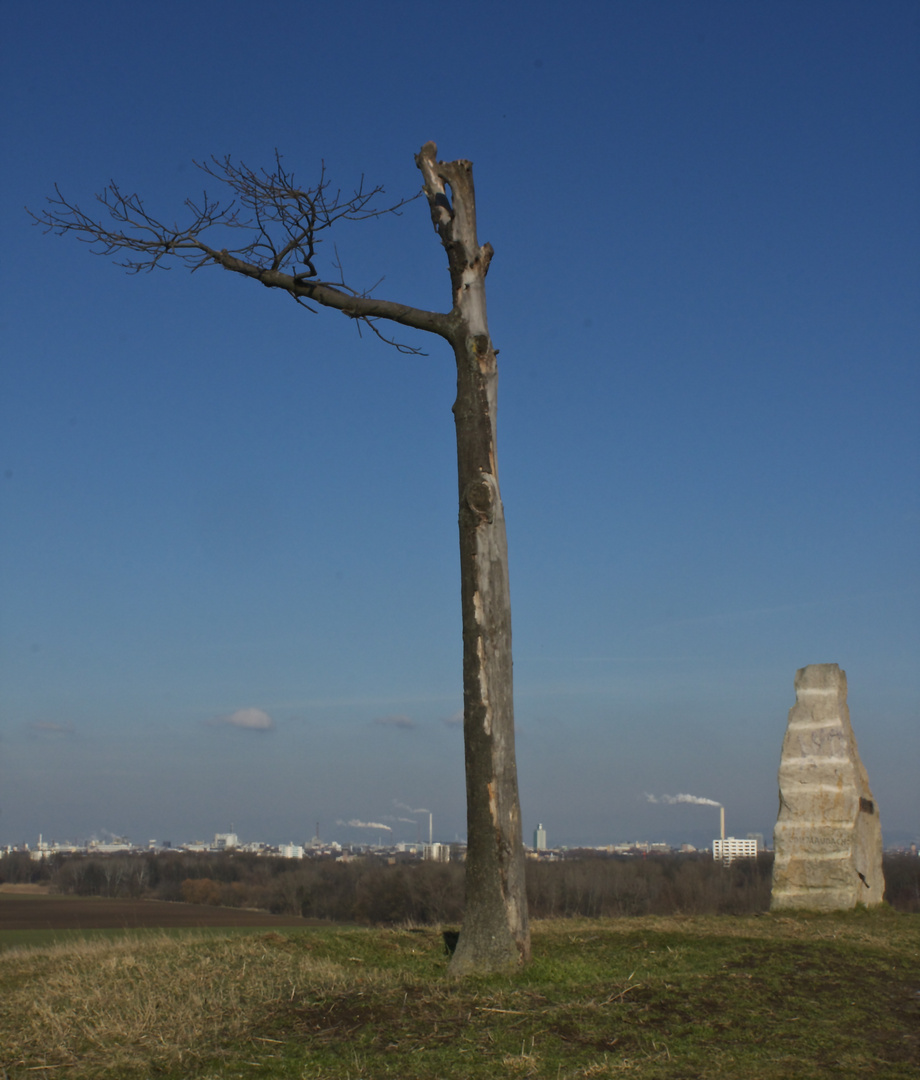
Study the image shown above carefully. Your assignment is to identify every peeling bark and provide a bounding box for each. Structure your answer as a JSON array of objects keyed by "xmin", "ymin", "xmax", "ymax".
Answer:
[{"xmin": 416, "ymin": 143, "xmax": 530, "ymax": 973}]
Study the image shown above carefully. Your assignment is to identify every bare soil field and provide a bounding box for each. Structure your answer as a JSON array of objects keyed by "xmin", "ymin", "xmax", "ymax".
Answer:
[{"xmin": 0, "ymin": 892, "xmax": 318, "ymax": 931}]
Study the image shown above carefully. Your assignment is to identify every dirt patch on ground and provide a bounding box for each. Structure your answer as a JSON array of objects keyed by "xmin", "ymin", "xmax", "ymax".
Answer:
[
  {"xmin": 0, "ymin": 883, "xmax": 51, "ymax": 895},
  {"xmin": 0, "ymin": 893, "xmax": 323, "ymax": 930}
]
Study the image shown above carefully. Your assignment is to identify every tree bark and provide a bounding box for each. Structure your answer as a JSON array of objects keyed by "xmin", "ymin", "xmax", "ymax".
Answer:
[{"xmin": 416, "ymin": 143, "xmax": 530, "ymax": 973}]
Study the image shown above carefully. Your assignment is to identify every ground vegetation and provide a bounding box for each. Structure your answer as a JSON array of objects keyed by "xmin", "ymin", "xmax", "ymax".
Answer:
[{"xmin": 1, "ymin": 910, "xmax": 916, "ymax": 1079}]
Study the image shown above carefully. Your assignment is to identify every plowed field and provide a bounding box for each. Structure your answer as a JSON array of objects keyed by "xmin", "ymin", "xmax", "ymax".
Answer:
[{"xmin": 0, "ymin": 892, "xmax": 317, "ymax": 930}]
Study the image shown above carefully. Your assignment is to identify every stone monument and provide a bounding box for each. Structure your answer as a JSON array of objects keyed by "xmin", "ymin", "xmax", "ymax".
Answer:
[{"xmin": 771, "ymin": 663, "xmax": 884, "ymax": 911}]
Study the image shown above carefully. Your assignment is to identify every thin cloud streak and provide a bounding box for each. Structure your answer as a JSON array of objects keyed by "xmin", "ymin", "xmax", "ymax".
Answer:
[
  {"xmin": 27, "ymin": 721, "xmax": 76, "ymax": 737},
  {"xmin": 640, "ymin": 589, "xmax": 911, "ymax": 636},
  {"xmin": 374, "ymin": 714, "xmax": 416, "ymax": 730}
]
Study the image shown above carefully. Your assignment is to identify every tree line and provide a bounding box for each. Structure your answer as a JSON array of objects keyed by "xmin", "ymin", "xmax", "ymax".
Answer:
[{"xmin": 4, "ymin": 849, "xmax": 918, "ymax": 921}]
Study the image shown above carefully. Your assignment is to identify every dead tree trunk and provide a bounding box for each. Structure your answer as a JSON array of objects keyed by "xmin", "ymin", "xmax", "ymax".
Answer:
[
  {"xmin": 416, "ymin": 144, "xmax": 530, "ymax": 973},
  {"xmin": 30, "ymin": 140, "xmax": 531, "ymax": 973}
]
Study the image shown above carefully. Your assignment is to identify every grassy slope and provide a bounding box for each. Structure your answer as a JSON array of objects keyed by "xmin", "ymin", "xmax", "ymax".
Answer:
[{"xmin": 1, "ymin": 911, "xmax": 917, "ymax": 1079}]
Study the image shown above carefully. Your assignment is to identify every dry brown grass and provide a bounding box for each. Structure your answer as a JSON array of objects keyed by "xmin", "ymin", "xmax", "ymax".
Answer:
[{"xmin": 1, "ymin": 930, "xmax": 378, "ymax": 1075}]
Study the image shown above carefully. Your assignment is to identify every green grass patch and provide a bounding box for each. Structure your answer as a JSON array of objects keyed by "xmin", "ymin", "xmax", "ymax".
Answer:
[
  {"xmin": 0, "ymin": 923, "xmax": 305, "ymax": 953},
  {"xmin": 1, "ymin": 911, "xmax": 917, "ymax": 1078}
]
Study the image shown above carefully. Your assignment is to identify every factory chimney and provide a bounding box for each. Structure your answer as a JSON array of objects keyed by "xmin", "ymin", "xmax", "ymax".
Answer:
[{"xmin": 720, "ymin": 806, "xmax": 725, "ymax": 842}]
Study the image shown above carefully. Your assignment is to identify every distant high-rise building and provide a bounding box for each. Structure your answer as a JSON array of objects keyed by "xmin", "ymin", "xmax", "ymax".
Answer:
[
  {"xmin": 713, "ymin": 836, "xmax": 758, "ymax": 863},
  {"xmin": 534, "ymin": 823, "xmax": 547, "ymax": 851}
]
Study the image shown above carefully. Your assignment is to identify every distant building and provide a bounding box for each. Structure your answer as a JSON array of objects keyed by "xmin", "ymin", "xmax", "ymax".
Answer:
[
  {"xmin": 88, "ymin": 836, "xmax": 133, "ymax": 854},
  {"xmin": 424, "ymin": 842, "xmax": 450, "ymax": 862},
  {"xmin": 213, "ymin": 832, "xmax": 238, "ymax": 850},
  {"xmin": 533, "ymin": 823, "xmax": 547, "ymax": 851},
  {"xmin": 280, "ymin": 843, "xmax": 304, "ymax": 859},
  {"xmin": 713, "ymin": 836, "xmax": 758, "ymax": 863}
]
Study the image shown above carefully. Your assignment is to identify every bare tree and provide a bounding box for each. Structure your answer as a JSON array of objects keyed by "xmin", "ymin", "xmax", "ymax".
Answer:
[{"xmin": 30, "ymin": 142, "xmax": 530, "ymax": 973}]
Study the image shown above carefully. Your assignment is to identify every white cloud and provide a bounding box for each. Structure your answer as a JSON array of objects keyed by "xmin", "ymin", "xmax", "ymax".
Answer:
[
  {"xmin": 442, "ymin": 710, "xmax": 463, "ymax": 728},
  {"xmin": 212, "ymin": 707, "xmax": 274, "ymax": 731},
  {"xmin": 374, "ymin": 714, "xmax": 415, "ymax": 730}
]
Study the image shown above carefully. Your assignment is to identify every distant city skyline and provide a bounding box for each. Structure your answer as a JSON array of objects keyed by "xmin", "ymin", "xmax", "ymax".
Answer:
[
  {"xmin": 6, "ymin": 806, "xmax": 917, "ymax": 857},
  {"xmin": 7, "ymin": 823, "xmax": 918, "ymax": 859}
]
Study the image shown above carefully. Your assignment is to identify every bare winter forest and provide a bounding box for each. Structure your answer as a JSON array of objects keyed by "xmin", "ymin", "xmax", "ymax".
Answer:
[{"xmin": 2, "ymin": 851, "xmax": 918, "ymax": 923}]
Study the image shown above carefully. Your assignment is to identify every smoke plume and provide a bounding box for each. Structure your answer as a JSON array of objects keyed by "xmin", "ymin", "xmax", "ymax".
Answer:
[
  {"xmin": 336, "ymin": 819, "xmax": 392, "ymax": 831},
  {"xmin": 646, "ymin": 793, "xmax": 721, "ymax": 807}
]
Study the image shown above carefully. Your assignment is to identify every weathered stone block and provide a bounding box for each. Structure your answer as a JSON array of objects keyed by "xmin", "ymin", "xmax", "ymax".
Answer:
[{"xmin": 771, "ymin": 663, "xmax": 884, "ymax": 911}]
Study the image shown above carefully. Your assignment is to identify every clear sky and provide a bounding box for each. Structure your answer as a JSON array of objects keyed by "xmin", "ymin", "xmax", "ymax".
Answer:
[{"xmin": 1, "ymin": 1, "xmax": 917, "ymax": 851}]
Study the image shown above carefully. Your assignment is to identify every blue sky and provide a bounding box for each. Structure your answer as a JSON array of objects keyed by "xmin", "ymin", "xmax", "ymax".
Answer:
[{"xmin": 1, "ymin": 1, "xmax": 917, "ymax": 851}]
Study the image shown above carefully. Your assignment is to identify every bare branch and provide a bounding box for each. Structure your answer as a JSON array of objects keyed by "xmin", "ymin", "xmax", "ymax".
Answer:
[{"xmin": 27, "ymin": 153, "xmax": 445, "ymax": 347}]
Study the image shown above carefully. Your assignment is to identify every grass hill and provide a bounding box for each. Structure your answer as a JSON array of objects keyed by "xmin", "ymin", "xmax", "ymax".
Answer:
[{"xmin": 1, "ymin": 908, "xmax": 917, "ymax": 1078}]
